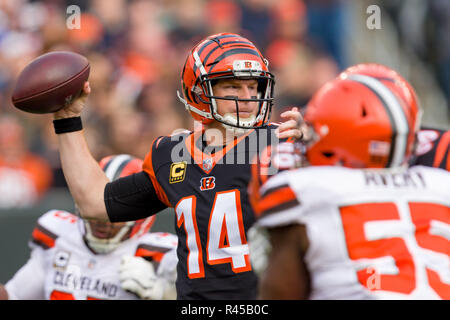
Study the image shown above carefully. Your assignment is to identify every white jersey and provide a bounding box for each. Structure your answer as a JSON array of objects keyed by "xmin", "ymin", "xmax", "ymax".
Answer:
[
  {"xmin": 256, "ymin": 165, "xmax": 450, "ymax": 300},
  {"xmin": 5, "ymin": 210, "xmax": 177, "ymax": 300}
]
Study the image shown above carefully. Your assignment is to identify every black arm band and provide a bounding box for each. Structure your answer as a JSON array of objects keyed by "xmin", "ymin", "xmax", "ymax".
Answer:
[{"xmin": 53, "ymin": 117, "xmax": 83, "ymax": 134}]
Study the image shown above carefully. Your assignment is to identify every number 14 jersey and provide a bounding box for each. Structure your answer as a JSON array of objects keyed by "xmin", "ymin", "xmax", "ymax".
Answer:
[{"xmin": 143, "ymin": 126, "xmax": 280, "ymax": 299}]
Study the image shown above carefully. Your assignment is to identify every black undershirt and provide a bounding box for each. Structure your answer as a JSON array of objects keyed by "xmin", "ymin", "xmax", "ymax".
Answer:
[
  {"xmin": 105, "ymin": 134, "xmax": 237, "ymax": 222},
  {"xmin": 104, "ymin": 171, "xmax": 167, "ymax": 222}
]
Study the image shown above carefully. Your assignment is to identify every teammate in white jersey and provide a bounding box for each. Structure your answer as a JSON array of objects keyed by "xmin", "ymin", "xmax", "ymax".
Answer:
[
  {"xmin": 251, "ymin": 76, "xmax": 450, "ymax": 299},
  {"xmin": 0, "ymin": 155, "xmax": 177, "ymax": 300}
]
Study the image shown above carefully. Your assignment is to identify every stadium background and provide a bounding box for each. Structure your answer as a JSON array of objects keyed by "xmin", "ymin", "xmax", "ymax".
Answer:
[{"xmin": 0, "ymin": 0, "xmax": 449, "ymax": 283}]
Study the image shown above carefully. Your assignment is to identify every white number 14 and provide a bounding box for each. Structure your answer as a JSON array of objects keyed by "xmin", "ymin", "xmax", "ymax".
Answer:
[{"xmin": 175, "ymin": 189, "xmax": 251, "ymax": 279}]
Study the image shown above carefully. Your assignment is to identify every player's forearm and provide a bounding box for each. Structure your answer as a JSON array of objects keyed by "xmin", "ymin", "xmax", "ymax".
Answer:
[
  {"xmin": 57, "ymin": 131, "xmax": 109, "ymax": 221},
  {"xmin": 258, "ymin": 225, "xmax": 309, "ymax": 299}
]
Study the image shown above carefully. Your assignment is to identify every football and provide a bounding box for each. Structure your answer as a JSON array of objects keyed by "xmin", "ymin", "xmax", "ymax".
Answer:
[{"xmin": 11, "ymin": 51, "xmax": 90, "ymax": 114}]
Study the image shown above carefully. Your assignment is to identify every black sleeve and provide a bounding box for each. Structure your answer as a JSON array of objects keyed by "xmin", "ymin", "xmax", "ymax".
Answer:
[{"xmin": 104, "ymin": 171, "xmax": 168, "ymax": 222}]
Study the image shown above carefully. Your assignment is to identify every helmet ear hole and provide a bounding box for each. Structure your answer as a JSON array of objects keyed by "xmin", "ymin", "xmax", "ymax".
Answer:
[
  {"xmin": 361, "ymin": 104, "xmax": 368, "ymax": 118},
  {"xmin": 322, "ymin": 151, "xmax": 335, "ymax": 158}
]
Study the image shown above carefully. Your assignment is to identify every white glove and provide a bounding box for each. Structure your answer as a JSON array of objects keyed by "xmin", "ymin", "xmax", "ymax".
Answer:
[
  {"xmin": 155, "ymin": 249, "xmax": 178, "ymax": 300},
  {"xmin": 119, "ymin": 256, "xmax": 164, "ymax": 300},
  {"xmin": 248, "ymin": 225, "xmax": 271, "ymax": 276}
]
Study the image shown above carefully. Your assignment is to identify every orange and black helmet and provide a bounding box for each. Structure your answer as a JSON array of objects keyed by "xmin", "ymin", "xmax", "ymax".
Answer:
[{"xmin": 177, "ymin": 33, "xmax": 275, "ymax": 129}]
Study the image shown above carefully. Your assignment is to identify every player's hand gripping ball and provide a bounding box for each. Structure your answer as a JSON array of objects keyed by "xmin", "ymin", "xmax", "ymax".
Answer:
[{"xmin": 11, "ymin": 51, "xmax": 90, "ymax": 114}]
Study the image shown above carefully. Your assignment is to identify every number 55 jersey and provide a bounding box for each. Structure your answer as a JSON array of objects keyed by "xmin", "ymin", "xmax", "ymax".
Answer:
[{"xmin": 255, "ymin": 165, "xmax": 450, "ymax": 299}]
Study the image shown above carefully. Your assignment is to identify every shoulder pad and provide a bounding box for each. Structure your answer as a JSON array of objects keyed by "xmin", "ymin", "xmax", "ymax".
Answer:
[
  {"xmin": 30, "ymin": 210, "xmax": 78, "ymax": 250},
  {"xmin": 154, "ymin": 133, "xmax": 190, "ymax": 151},
  {"xmin": 411, "ymin": 165, "xmax": 450, "ymax": 196},
  {"xmin": 147, "ymin": 134, "xmax": 191, "ymax": 169},
  {"xmin": 256, "ymin": 170, "xmax": 300, "ymax": 218},
  {"xmin": 135, "ymin": 232, "xmax": 178, "ymax": 262}
]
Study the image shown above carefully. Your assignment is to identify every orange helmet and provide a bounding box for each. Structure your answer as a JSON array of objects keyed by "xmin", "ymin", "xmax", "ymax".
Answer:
[
  {"xmin": 339, "ymin": 63, "xmax": 422, "ymax": 133},
  {"xmin": 83, "ymin": 154, "xmax": 155, "ymax": 254},
  {"xmin": 177, "ymin": 32, "xmax": 275, "ymax": 129},
  {"xmin": 304, "ymin": 77, "xmax": 420, "ymax": 168}
]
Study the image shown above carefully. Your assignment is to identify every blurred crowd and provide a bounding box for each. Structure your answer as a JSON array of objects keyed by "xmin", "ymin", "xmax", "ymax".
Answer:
[
  {"xmin": 0, "ymin": 0, "xmax": 448, "ymax": 208},
  {"xmin": 0, "ymin": 0, "xmax": 346, "ymax": 207},
  {"xmin": 381, "ymin": 0, "xmax": 450, "ymax": 113}
]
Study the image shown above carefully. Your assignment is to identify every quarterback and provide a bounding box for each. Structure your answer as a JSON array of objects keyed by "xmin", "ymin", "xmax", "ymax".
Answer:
[{"xmin": 47, "ymin": 33, "xmax": 304, "ymax": 299}]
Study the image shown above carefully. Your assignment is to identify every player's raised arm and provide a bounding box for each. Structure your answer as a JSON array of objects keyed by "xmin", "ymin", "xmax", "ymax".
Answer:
[
  {"xmin": 53, "ymin": 82, "xmax": 110, "ymax": 221},
  {"xmin": 10, "ymin": 51, "xmax": 110, "ymax": 221}
]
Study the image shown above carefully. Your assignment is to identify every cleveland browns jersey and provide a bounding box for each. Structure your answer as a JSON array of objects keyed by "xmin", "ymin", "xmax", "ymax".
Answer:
[
  {"xmin": 142, "ymin": 125, "xmax": 281, "ymax": 299},
  {"xmin": 255, "ymin": 165, "xmax": 450, "ymax": 299},
  {"xmin": 5, "ymin": 210, "xmax": 177, "ymax": 300},
  {"xmin": 414, "ymin": 127, "xmax": 450, "ymax": 170}
]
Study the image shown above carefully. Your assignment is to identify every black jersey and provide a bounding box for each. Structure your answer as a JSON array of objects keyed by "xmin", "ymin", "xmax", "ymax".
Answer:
[
  {"xmin": 141, "ymin": 124, "xmax": 281, "ymax": 299},
  {"xmin": 414, "ymin": 127, "xmax": 450, "ymax": 170}
]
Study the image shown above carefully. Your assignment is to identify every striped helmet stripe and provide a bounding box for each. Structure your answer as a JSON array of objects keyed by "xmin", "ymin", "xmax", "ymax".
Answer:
[
  {"xmin": 203, "ymin": 41, "xmax": 253, "ymax": 68},
  {"xmin": 102, "ymin": 154, "xmax": 133, "ymax": 181},
  {"xmin": 193, "ymin": 50, "xmax": 208, "ymax": 76},
  {"xmin": 196, "ymin": 34, "xmax": 238, "ymax": 56},
  {"xmin": 194, "ymin": 40, "xmax": 254, "ymax": 74},
  {"xmin": 348, "ymin": 74, "xmax": 410, "ymax": 167},
  {"xmin": 208, "ymin": 48, "xmax": 261, "ymax": 73}
]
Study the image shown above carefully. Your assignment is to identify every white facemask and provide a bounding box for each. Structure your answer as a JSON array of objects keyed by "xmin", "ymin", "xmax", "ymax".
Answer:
[{"xmin": 83, "ymin": 221, "xmax": 133, "ymax": 254}]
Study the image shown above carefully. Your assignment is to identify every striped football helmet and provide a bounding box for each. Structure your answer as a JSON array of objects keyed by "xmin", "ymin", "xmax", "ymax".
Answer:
[{"xmin": 177, "ymin": 32, "xmax": 275, "ymax": 129}]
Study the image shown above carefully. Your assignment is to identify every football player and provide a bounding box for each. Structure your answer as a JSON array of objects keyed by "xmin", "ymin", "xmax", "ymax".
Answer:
[
  {"xmin": 415, "ymin": 126, "xmax": 450, "ymax": 170},
  {"xmin": 339, "ymin": 63, "xmax": 449, "ymax": 171},
  {"xmin": 253, "ymin": 76, "xmax": 450, "ymax": 299},
  {"xmin": 48, "ymin": 33, "xmax": 304, "ymax": 299},
  {"xmin": 0, "ymin": 155, "xmax": 177, "ymax": 300}
]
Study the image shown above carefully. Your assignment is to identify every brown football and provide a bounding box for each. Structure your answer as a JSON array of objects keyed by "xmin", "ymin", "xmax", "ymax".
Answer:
[{"xmin": 11, "ymin": 51, "xmax": 90, "ymax": 114}]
